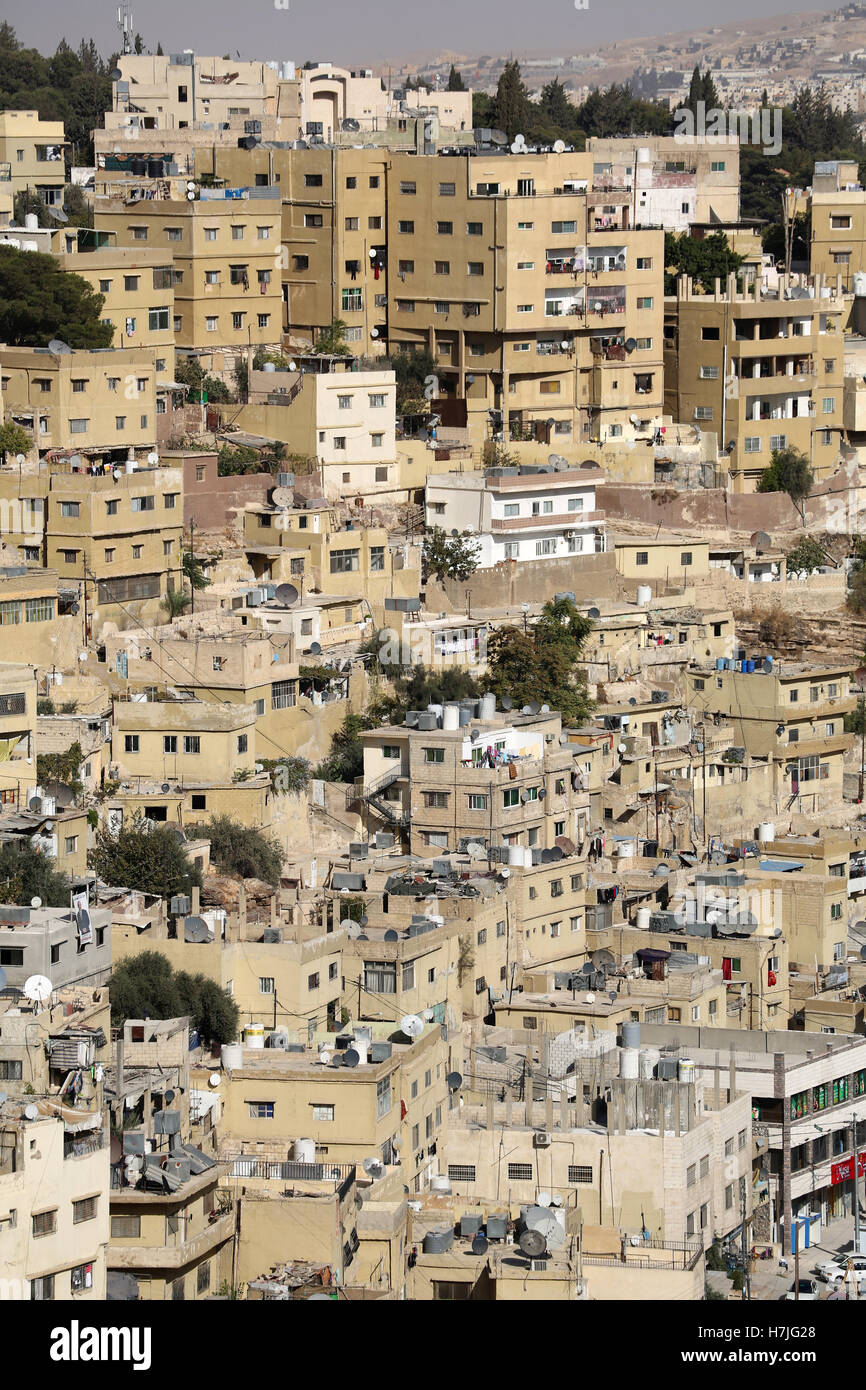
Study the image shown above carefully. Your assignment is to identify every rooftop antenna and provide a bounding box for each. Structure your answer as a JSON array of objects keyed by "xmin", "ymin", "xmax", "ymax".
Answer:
[{"xmin": 117, "ymin": 3, "xmax": 135, "ymax": 56}]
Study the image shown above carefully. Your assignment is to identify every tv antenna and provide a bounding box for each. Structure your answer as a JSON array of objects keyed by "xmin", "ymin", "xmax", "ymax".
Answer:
[{"xmin": 117, "ymin": 3, "xmax": 135, "ymax": 55}]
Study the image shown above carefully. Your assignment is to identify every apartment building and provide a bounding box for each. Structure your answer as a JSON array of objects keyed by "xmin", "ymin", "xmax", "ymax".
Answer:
[
  {"xmin": 0, "ymin": 985, "xmax": 110, "ymax": 1101},
  {"xmin": 614, "ymin": 534, "xmax": 711, "ymax": 586},
  {"xmin": 357, "ymin": 700, "xmax": 593, "ymax": 858},
  {"xmin": 586, "ymin": 135, "xmax": 741, "ymax": 229},
  {"xmin": 297, "ymin": 64, "xmax": 472, "ymax": 142},
  {"xmin": 0, "ymin": 662, "xmax": 37, "ymax": 808},
  {"xmin": 58, "ymin": 247, "xmax": 178, "ymax": 379},
  {"xmin": 1, "ymin": 346, "xmax": 159, "ymax": 460},
  {"xmin": 106, "ymin": 53, "xmax": 300, "ymax": 137},
  {"xmin": 663, "ymin": 272, "xmax": 848, "ymax": 489},
  {"xmin": 94, "ymin": 195, "xmax": 283, "ymax": 377},
  {"xmin": 0, "ymin": 568, "xmax": 84, "ymax": 669},
  {"xmin": 496, "ymin": 961, "xmax": 729, "ymax": 1035},
  {"xmin": 0, "ymin": 900, "xmax": 112, "ymax": 990},
  {"xmin": 810, "ymin": 159, "xmax": 865, "ymax": 294},
  {"xmin": 0, "ymin": 1102, "xmax": 109, "ymax": 1301},
  {"xmin": 0, "ymin": 111, "xmax": 66, "ymax": 204},
  {"xmin": 424, "ymin": 464, "xmax": 606, "ymax": 569},
  {"xmin": 111, "ymin": 698, "xmax": 257, "ymax": 784},
  {"xmin": 685, "ymin": 660, "xmax": 855, "ymax": 810},
  {"xmin": 241, "ymin": 361, "xmax": 398, "ymax": 499},
  {"xmin": 441, "ymin": 1028, "xmax": 751, "ymax": 1249}
]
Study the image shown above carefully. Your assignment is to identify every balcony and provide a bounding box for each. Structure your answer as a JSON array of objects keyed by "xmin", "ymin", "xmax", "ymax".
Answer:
[
  {"xmin": 108, "ymin": 1210, "xmax": 235, "ymax": 1271},
  {"xmin": 490, "ymin": 511, "xmax": 604, "ymax": 531}
]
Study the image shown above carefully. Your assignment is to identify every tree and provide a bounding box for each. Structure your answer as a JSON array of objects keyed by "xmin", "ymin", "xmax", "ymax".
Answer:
[
  {"xmin": 312, "ymin": 318, "xmax": 351, "ymax": 356},
  {"xmin": 784, "ymin": 537, "xmax": 827, "ymax": 573},
  {"xmin": 446, "ymin": 64, "xmax": 466, "ymax": 91},
  {"xmin": 0, "ymin": 421, "xmax": 33, "ymax": 465},
  {"xmin": 757, "ymin": 446, "xmax": 813, "ymax": 503},
  {"xmin": 0, "ymin": 839, "xmax": 71, "ymax": 907},
  {"xmin": 493, "ymin": 60, "xmax": 529, "ymax": 139},
  {"xmin": 664, "ymin": 230, "xmax": 743, "ymax": 295},
  {"xmin": 182, "ymin": 549, "xmax": 210, "ymax": 591},
  {"xmin": 175, "ymin": 971, "xmax": 239, "ymax": 1047},
  {"xmin": 314, "ymin": 712, "xmax": 378, "ymax": 784},
  {"xmin": 390, "ymin": 349, "xmax": 436, "ymax": 414},
  {"xmin": 538, "ymin": 78, "xmax": 573, "ymax": 129},
  {"xmin": 61, "ymin": 182, "xmax": 93, "ymax": 228},
  {"xmin": 109, "ymin": 952, "xmax": 240, "ymax": 1045},
  {"xmin": 485, "ymin": 596, "xmax": 594, "ymax": 724},
  {"xmin": 190, "ymin": 814, "xmax": 284, "ymax": 886},
  {"xmin": 36, "ymin": 741, "xmax": 84, "ymax": 798},
  {"xmin": 162, "ymin": 588, "xmax": 191, "ymax": 619},
  {"xmin": 0, "ymin": 245, "xmax": 113, "ymax": 347},
  {"xmin": 422, "ymin": 526, "xmax": 481, "ymax": 584},
  {"xmin": 90, "ymin": 818, "xmax": 203, "ymax": 899}
]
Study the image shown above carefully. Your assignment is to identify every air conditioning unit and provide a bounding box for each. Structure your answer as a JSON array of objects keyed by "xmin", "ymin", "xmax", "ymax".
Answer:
[{"xmin": 533, "ymin": 1130, "xmax": 551, "ymax": 1148}]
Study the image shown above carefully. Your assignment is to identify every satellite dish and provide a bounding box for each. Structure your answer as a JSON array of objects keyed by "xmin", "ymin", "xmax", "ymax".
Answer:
[
  {"xmin": 23, "ymin": 974, "xmax": 53, "ymax": 1003},
  {"xmin": 343, "ymin": 1049, "xmax": 360, "ymax": 1068},
  {"xmin": 526, "ymin": 699, "xmax": 541, "ymax": 716},
  {"xmin": 465, "ymin": 842, "xmax": 485, "ymax": 860},
  {"xmin": 553, "ymin": 139, "xmax": 566, "ymax": 153},
  {"xmin": 24, "ymin": 1103, "xmax": 40, "ymax": 1121},
  {"xmin": 343, "ymin": 117, "xmax": 361, "ymax": 132},
  {"xmin": 339, "ymin": 918, "xmax": 357, "ymax": 933},
  {"xmin": 160, "ymin": 783, "xmax": 171, "ymax": 794},
  {"xmin": 537, "ymin": 1191, "xmax": 553, "ymax": 1208},
  {"xmin": 48, "ymin": 205, "xmax": 68, "ymax": 223},
  {"xmin": 319, "ymin": 1050, "xmax": 332, "ymax": 1066},
  {"xmin": 28, "ymin": 797, "xmax": 42, "ymax": 813},
  {"xmin": 362, "ymin": 1156, "xmax": 386, "ymax": 1179},
  {"xmin": 471, "ymin": 1233, "xmax": 489, "ymax": 1255},
  {"xmin": 625, "ymin": 338, "xmax": 637, "ymax": 354},
  {"xmin": 183, "ymin": 916, "xmax": 210, "ymax": 943},
  {"xmin": 592, "ymin": 948, "xmax": 616, "ymax": 970},
  {"xmin": 447, "ymin": 1071, "xmax": 463, "ymax": 1091},
  {"xmin": 501, "ymin": 695, "xmax": 513, "ymax": 711},
  {"xmin": 275, "ymin": 583, "xmax": 299, "ymax": 607},
  {"xmin": 110, "ymin": 67, "xmax": 123, "ymax": 80},
  {"xmin": 30, "ymin": 896, "xmax": 42, "ymax": 909},
  {"xmin": 384, "ymin": 930, "xmax": 399, "ymax": 942},
  {"xmin": 48, "ymin": 339, "xmax": 72, "ymax": 355},
  {"xmin": 587, "ymin": 606, "xmax": 601, "ymax": 620},
  {"xmin": 208, "ymin": 1073, "xmax": 221, "ymax": 1087},
  {"xmin": 310, "ymin": 642, "xmax": 323, "ymax": 656},
  {"xmin": 518, "ymin": 1229, "xmax": 546, "ymax": 1258},
  {"xmin": 551, "ymin": 1194, "xmax": 563, "ymax": 1207},
  {"xmin": 400, "ymin": 1014, "xmax": 424, "ymax": 1038}
]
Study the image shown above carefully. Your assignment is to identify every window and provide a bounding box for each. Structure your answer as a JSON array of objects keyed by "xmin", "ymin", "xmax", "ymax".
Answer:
[
  {"xmin": 377, "ymin": 1077, "xmax": 391, "ymax": 1119},
  {"xmin": 400, "ymin": 180, "xmax": 417, "ymax": 195},
  {"xmin": 31, "ymin": 1275, "xmax": 55, "ymax": 1301},
  {"xmin": 191, "ymin": 794, "xmax": 206, "ymax": 811},
  {"xmin": 502, "ymin": 787, "xmax": 520, "ymax": 808},
  {"xmin": 681, "ymin": 552, "xmax": 692, "ymax": 567},
  {"xmin": 437, "ymin": 221, "xmax": 453, "ymax": 235},
  {"xmin": 700, "ymin": 365, "xmax": 719, "ymax": 379},
  {"xmin": 423, "ymin": 791, "xmax": 449, "ymax": 808},
  {"xmin": 369, "ymin": 393, "xmax": 386, "ymax": 408},
  {"xmin": 183, "ymin": 736, "xmax": 200, "ymax": 755},
  {"xmin": 448, "ymin": 1164, "xmax": 476, "ymax": 1182},
  {"xmin": 124, "ymin": 735, "xmax": 139, "ymax": 754},
  {"xmin": 695, "ymin": 406, "xmax": 713, "ymax": 420},
  {"xmin": 434, "ymin": 260, "xmax": 450, "ymax": 276},
  {"xmin": 272, "ymin": 680, "xmax": 296, "ymax": 710},
  {"xmin": 424, "ymin": 747, "xmax": 445, "ymax": 763},
  {"xmin": 64, "ymin": 835, "xmax": 78, "ymax": 855},
  {"xmin": 248, "ymin": 1102, "xmax": 275, "ymax": 1119},
  {"xmin": 371, "ymin": 434, "xmax": 385, "ymax": 449},
  {"xmin": 744, "ymin": 437, "xmax": 761, "ymax": 453},
  {"xmin": 0, "ymin": 1060, "xmax": 22, "ymax": 1080},
  {"xmin": 341, "ymin": 288, "xmax": 362, "ymax": 312},
  {"xmin": 467, "ymin": 262, "xmax": 483, "ymax": 276},
  {"xmin": 115, "ymin": 416, "xmax": 127, "ymax": 431},
  {"xmin": 312, "ymin": 1104, "xmax": 335, "ymax": 1122},
  {"xmin": 130, "ymin": 495, "xmax": 154, "ymax": 513},
  {"xmin": 686, "ymin": 1164, "xmax": 696, "ymax": 1187},
  {"xmin": 330, "ymin": 548, "xmax": 359, "ymax": 574},
  {"xmin": 822, "ymin": 397, "xmax": 835, "ymax": 414},
  {"xmin": 468, "ymin": 793, "xmax": 488, "ymax": 811},
  {"xmin": 635, "ymin": 551, "xmax": 648, "ymax": 566},
  {"xmin": 397, "ymin": 220, "xmax": 414, "ymax": 234},
  {"xmin": 73, "ymin": 1196, "xmax": 98, "ymax": 1224},
  {"xmin": 636, "ymin": 297, "xmax": 653, "ymax": 309},
  {"xmin": 508, "ymin": 1163, "xmax": 533, "ymax": 1181},
  {"xmin": 466, "ymin": 221, "xmax": 483, "ymax": 236},
  {"xmin": 32, "ymin": 1210, "xmax": 57, "ymax": 1237},
  {"xmin": 370, "ymin": 545, "xmax": 385, "ymax": 571},
  {"xmin": 304, "ymin": 214, "xmax": 323, "ymax": 228},
  {"xmin": 69, "ymin": 420, "xmax": 88, "ymax": 434}
]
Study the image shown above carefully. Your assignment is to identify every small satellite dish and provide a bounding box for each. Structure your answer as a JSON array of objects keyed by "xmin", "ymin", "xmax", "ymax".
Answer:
[
  {"xmin": 48, "ymin": 339, "xmax": 72, "ymax": 355},
  {"xmin": 447, "ymin": 1071, "xmax": 463, "ymax": 1091},
  {"xmin": 275, "ymin": 583, "xmax": 299, "ymax": 607},
  {"xmin": 24, "ymin": 1103, "xmax": 40, "ymax": 1121},
  {"xmin": 587, "ymin": 606, "xmax": 601, "ymax": 620},
  {"xmin": 30, "ymin": 896, "xmax": 42, "ymax": 909},
  {"xmin": 161, "ymin": 783, "xmax": 171, "ymax": 794},
  {"xmin": 537, "ymin": 1191, "xmax": 552, "ymax": 1208},
  {"xmin": 163, "ymin": 1090, "xmax": 176, "ymax": 1106},
  {"xmin": 183, "ymin": 916, "xmax": 210, "ymax": 943},
  {"xmin": 400, "ymin": 1014, "xmax": 424, "ymax": 1038},
  {"xmin": 23, "ymin": 974, "xmax": 53, "ymax": 1003},
  {"xmin": 551, "ymin": 1194, "xmax": 563, "ymax": 1207},
  {"xmin": 624, "ymin": 338, "xmax": 637, "ymax": 354},
  {"xmin": 501, "ymin": 695, "xmax": 513, "ymax": 711},
  {"xmin": 339, "ymin": 918, "xmax": 357, "ymax": 933},
  {"xmin": 519, "ymin": 1229, "xmax": 546, "ymax": 1258},
  {"xmin": 28, "ymin": 796, "xmax": 42, "ymax": 813},
  {"xmin": 471, "ymin": 1233, "xmax": 489, "ymax": 1255},
  {"xmin": 526, "ymin": 699, "xmax": 541, "ymax": 716},
  {"xmin": 208, "ymin": 1073, "xmax": 221, "ymax": 1087},
  {"xmin": 110, "ymin": 67, "xmax": 123, "ymax": 80},
  {"xmin": 310, "ymin": 642, "xmax": 323, "ymax": 656},
  {"xmin": 319, "ymin": 1051, "xmax": 332, "ymax": 1066},
  {"xmin": 553, "ymin": 138, "xmax": 566, "ymax": 153},
  {"xmin": 362, "ymin": 1156, "xmax": 386, "ymax": 1179},
  {"xmin": 343, "ymin": 1049, "xmax": 360, "ymax": 1068},
  {"xmin": 384, "ymin": 930, "xmax": 399, "ymax": 942},
  {"xmin": 652, "ymin": 863, "xmax": 671, "ymax": 877}
]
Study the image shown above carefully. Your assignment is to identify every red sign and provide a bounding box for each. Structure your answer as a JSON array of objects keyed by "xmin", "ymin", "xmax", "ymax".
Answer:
[{"xmin": 831, "ymin": 1151, "xmax": 866, "ymax": 1185}]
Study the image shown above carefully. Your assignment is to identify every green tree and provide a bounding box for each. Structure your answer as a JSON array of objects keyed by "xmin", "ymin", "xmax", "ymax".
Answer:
[
  {"xmin": 258, "ymin": 755, "xmax": 313, "ymax": 795},
  {"xmin": 162, "ymin": 588, "xmax": 191, "ymax": 619},
  {"xmin": 109, "ymin": 950, "xmax": 182, "ymax": 1024},
  {"xmin": 390, "ymin": 349, "xmax": 436, "ymax": 413},
  {"xmin": 485, "ymin": 596, "xmax": 594, "ymax": 724},
  {"xmin": 757, "ymin": 446, "xmax": 813, "ymax": 503},
  {"xmin": 446, "ymin": 64, "xmax": 466, "ymax": 92},
  {"xmin": 36, "ymin": 741, "xmax": 84, "ymax": 798},
  {"xmin": 538, "ymin": 78, "xmax": 573, "ymax": 129},
  {"xmin": 89, "ymin": 818, "xmax": 203, "ymax": 899},
  {"xmin": 61, "ymin": 182, "xmax": 93, "ymax": 228},
  {"xmin": 190, "ymin": 814, "xmax": 284, "ymax": 886},
  {"xmin": 664, "ymin": 230, "xmax": 744, "ymax": 295},
  {"xmin": 314, "ymin": 712, "xmax": 378, "ymax": 784},
  {"xmin": 182, "ymin": 549, "xmax": 210, "ymax": 591},
  {"xmin": 0, "ymin": 839, "xmax": 71, "ymax": 907},
  {"xmin": 175, "ymin": 971, "xmax": 239, "ymax": 1047},
  {"xmin": 493, "ymin": 60, "xmax": 529, "ymax": 139},
  {"xmin": 0, "ymin": 245, "xmax": 113, "ymax": 347},
  {"xmin": 312, "ymin": 318, "xmax": 351, "ymax": 356},
  {"xmin": 0, "ymin": 421, "xmax": 33, "ymax": 465},
  {"xmin": 785, "ymin": 536, "xmax": 827, "ymax": 573},
  {"xmin": 421, "ymin": 526, "xmax": 481, "ymax": 584}
]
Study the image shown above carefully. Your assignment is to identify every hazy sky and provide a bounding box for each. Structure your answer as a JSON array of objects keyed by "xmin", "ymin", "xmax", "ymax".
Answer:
[{"xmin": 0, "ymin": 0, "xmax": 843, "ymax": 66}]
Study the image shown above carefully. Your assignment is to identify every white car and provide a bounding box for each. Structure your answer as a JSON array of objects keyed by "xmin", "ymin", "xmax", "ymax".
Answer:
[
  {"xmin": 783, "ymin": 1278, "xmax": 818, "ymax": 1300},
  {"xmin": 815, "ymin": 1255, "xmax": 866, "ymax": 1285}
]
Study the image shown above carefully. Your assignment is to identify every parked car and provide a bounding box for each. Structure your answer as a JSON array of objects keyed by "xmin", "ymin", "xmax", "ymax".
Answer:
[
  {"xmin": 815, "ymin": 1255, "xmax": 866, "ymax": 1284},
  {"xmin": 783, "ymin": 1278, "xmax": 819, "ymax": 1300}
]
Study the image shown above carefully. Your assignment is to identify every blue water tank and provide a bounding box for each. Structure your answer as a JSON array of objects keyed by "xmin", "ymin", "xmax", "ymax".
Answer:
[
  {"xmin": 745, "ymin": 659, "xmax": 756, "ymax": 673},
  {"xmin": 764, "ymin": 655, "xmax": 773, "ymax": 671},
  {"xmin": 716, "ymin": 657, "xmax": 725, "ymax": 671}
]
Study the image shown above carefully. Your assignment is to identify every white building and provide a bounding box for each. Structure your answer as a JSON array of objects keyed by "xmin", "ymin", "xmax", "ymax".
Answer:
[{"xmin": 425, "ymin": 465, "xmax": 606, "ymax": 570}]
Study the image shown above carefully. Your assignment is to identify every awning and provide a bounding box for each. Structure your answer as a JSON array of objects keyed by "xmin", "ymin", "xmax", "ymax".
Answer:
[
  {"xmin": 758, "ymin": 859, "xmax": 804, "ymax": 873},
  {"xmin": 635, "ymin": 947, "xmax": 670, "ymax": 962},
  {"xmin": 35, "ymin": 1099, "xmax": 102, "ymax": 1132}
]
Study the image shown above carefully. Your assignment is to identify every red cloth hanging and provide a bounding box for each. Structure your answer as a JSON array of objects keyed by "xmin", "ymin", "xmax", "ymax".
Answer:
[{"xmin": 722, "ymin": 957, "xmax": 732, "ymax": 981}]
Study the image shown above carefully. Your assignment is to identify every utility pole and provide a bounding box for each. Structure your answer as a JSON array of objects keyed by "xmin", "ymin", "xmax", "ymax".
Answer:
[
  {"xmin": 855, "ymin": 1112, "xmax": 861, "ymax": 1257},
  {"xmin": 701, "ymin": 726, "xmax": 707, "ymax": 848},
  {"xmin": 740, "ymin": 1177, "xmax": 751, "ymax": 1301},
  {"xmin": 859, "ymin": 686, "xmax": 865, "ymax": 804},
  {"xmin": 188, "ymin": 518, "xmax": 195, "ymax": 615}
]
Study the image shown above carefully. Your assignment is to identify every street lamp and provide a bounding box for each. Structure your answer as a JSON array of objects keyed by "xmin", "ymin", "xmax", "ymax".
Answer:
[
  {"xmin": 854, "ymin": 667, "xmax": 866, "ymax": 804},
  {"xmin": 521, "ymin": 602, "xmax": 530, "ymax": 634}
]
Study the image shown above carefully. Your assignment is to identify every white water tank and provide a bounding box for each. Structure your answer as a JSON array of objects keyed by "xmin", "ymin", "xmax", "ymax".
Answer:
[
  {"xmin": 637, "ymin": 584, "xmax": 652, "ymax": 606},
  {"xmin": 758, "ymin": 822, "xmax": 775, "ymax": 843},
  {"xmin": 243, "ymin": 1022, "xmax": 265, "ymax": 1049},
  {"xmin": 295, "ymin": 1137, "xmax": 316, "ymax": 1163},
  {"xmin": 678, "ymin": 1058, "xmax": 696, "ymax": 1084},
  {"xmin": 616, "ymin": 840, "xmax": 635, "ymax": 859},
  {"xmin": 24, "ymin": 213, "xmax": 39, "ymax": 231},
  {"xmin": 636, "ymin": 906, "xmax": 652, "ymax": 931},
  {"xmin": 639, "ymin": 1047, "xmax": 660, "ymax": 1080},
  {"xmin": 620, "ymin": 1047, "xmax": 640, "ymax": 1079},
  {"xmin": 854, "ymin": 271, "xmax": 866, "ymax": 298},
  {"xmin": 508, "ymin": 843, "xmax": 525, "ymax": 867},
  {"xmin": 479, "ymin": 692, "xmax": 496, "ymax": 720},
  {"xmin": 221, "ymin": 1043, "xmax": 243, "ymax": 1071},
  {"xmin": 352, "ymin": 1039, "xmax": 369, "ymax": 1064},
  {"xmin": 442, "ymin": 703, "xmax": 460, "ymax": 731}
]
